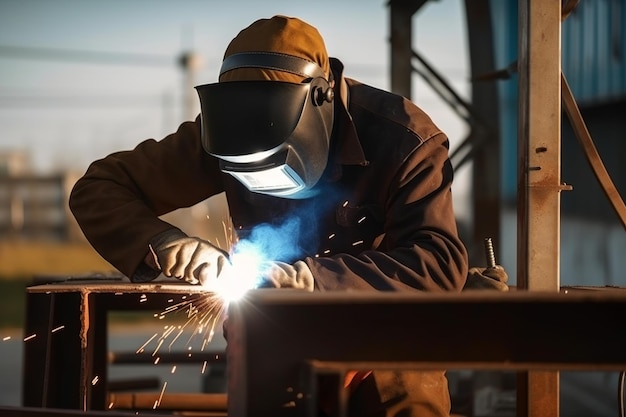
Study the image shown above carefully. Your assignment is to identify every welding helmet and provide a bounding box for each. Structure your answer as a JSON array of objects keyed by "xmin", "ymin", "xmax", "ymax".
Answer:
[
  {"xmin": 195, "ymin": 16, "xmax": 335, "ymax": 198},
  {"xmin": 196, "ymin": 52, "xmax": 334, "ymax": 198}
]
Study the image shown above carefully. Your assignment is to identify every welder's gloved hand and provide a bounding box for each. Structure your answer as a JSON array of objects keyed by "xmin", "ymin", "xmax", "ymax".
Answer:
[
  {"xmin": 464, "ymin": 265, "xmax": 509, "ymax": 291},
  {"xmin": 149, "ymin": 229, "xmax": 229, "ymax": 285},
  {"xmin": 259, "ymin": 260, "xmax": 314, "ymax": 292}
]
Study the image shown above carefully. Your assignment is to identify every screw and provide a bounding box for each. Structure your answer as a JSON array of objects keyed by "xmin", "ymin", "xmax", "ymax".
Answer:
[{"xmin": 484, "ymin": 237, "xmax": 496, "ymax": 268}]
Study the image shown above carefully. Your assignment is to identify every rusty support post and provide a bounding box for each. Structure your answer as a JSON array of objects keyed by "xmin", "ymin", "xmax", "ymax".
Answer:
[
  {"xmin": 517, "ymin": 0, "xmax": 562, "ymax": 416},
  {"xmin": 388, "ymin": 0, "xmax": 425, "ymax": 98},
  {"xmin": 464, "ymin": 0, "xmax": 502, "ymax": 266}
]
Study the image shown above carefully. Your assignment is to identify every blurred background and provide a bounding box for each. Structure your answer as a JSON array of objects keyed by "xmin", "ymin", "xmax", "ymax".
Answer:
[
  {"xmin": 0, "ymin": 0, "xmax": 471, "ymax": 277},
  {"xmin": 1, "ymin": 0, "xmax": 626, "ymax": 416},
  {"xmin": 0, "ymin": 0, "xmax": 471, "ymax": 325}
]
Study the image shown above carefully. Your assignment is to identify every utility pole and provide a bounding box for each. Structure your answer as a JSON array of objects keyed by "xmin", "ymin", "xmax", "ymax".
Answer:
[{"xmin": 179, "ymin": 51, "xmax": 203, "ymax": 122}]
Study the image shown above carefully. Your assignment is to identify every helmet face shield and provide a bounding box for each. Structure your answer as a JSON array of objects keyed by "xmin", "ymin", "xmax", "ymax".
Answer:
[
  {"xmin": 221, "ymin": 149, "xmax": 307, "ymax": 196},
  {"xmin": 196, "ymin": 76, "xmax": 334, "ymax": 198},
  {"xmin": 197, "ymin": 81, "xmax": 308, "ymax": 160}
]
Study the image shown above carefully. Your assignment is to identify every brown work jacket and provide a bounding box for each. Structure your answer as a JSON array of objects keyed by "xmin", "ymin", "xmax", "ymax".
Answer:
[{"xmin": 69, "ymin": 57, "xmax": 468, "ymax": 292}]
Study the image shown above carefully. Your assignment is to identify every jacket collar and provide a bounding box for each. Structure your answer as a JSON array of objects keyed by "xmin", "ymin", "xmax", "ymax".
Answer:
[{"xmin": 330, "ymin": 58, "xmax": 368, "ymax": 167}]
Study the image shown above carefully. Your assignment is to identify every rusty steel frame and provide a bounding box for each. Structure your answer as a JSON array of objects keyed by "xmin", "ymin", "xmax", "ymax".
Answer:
[
  {"xmin": 227, "ymin": 289, "xmax": 626, "ymax": 417},
  {"xmin": 21, "ymin": 280, "xmax": 226, "ymax": 413},
  {"xmin": 21, "ymin": 281, "xmax": 626, "ymax": 416}
]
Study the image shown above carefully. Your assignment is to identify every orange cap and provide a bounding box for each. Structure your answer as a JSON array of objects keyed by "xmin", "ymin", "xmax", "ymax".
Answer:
[{"xmin": 220, "ymin": 15, "xmax": 329, "ymax": 83}]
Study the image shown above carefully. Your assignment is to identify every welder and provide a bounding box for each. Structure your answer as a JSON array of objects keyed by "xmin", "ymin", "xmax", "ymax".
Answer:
[{"xmin": 69, "ymin": 15, "xmax": 505, "ymax": 417}]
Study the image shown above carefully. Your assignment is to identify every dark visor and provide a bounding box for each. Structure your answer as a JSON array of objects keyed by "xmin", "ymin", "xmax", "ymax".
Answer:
[{"xmin": 196, "ymin": 81, "xmax": 310, "ymax": 158}]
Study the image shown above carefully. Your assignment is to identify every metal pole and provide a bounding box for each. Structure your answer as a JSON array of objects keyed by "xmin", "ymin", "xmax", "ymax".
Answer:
[
  {"xmin": 464, "ymin": 0, "xmax": 502, "ymax": 266},
  {"xmin": 388, "ymin": 0, "xmax": 424, "ymax": 98},
  {"xmin": 180, "ymin": 51, "xmax": 202, "ymax": 121},
  {"xmin": 517, "ymin": 0, "xmax": 562, "ymax": 415}
]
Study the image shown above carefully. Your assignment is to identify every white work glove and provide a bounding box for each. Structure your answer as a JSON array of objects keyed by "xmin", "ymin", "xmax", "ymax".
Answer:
[
  {"xmin": 259, "ymin": 260, "xmax": 315, "ymax": 292},
  {"xmin": 220, "ymin": 260, "xmax": 314, "ymax": 343},
  {"xmin": 149, "ymin": 229, "xmax": 229, "ymax": 285}
]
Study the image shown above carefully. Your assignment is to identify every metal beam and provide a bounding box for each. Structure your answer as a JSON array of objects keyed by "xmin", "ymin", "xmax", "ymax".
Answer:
[
  {"xmin": 517, "ymin": 0, "xmax": 563, "ymax": 415},
  {"xmin": 227, "ymin": 289, "xmax": 626, "ymax": 417},
  {"xmin": 517, "ymin": 0, "xmax": 563, "ymax": 291},
  {"xmin": 388, "ymin": 0, "xmax": 427, "ymax": 98},
  {"xmin": 22, "ymin": 280, "xmax": 226, "ymax": 412},
  {"xmin": 463, "ymin": 0, "xmax": 503, "ymax": 266}
]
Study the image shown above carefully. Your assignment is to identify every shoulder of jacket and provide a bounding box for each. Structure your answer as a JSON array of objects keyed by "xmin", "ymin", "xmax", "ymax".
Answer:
[{"xmin": 345, "ymin": 78, "xmax": 444, "ymax": 143}]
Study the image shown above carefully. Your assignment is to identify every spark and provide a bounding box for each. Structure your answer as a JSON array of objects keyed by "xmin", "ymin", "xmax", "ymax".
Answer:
[
  {"xmin": 201, "ymin": 336, "xmax": 209, "ymax": 351},
  {"xmin": 167, "ymin": 325, "xmax": 188, "ymax": 351},
  {"xmin": 108, "ymin": 402, "xmax": 114, "ymax": 409},
  {"xmin": 171, "ymin": 365, "xmax": 177, "ymax": 374},
  {"xmin": 328, "ymin": 233, "xmax": 335, "ymax": 239},
  {"xmin": 51, "ymin": 325, "xmax": 64, "ymax": 333},
  {"xmin": 135, "ymin": 214, "xmax": 280, "ymax": 394},
  {"xmin": 155, "ymin": 381, "xmax": 168, "ymax": 409},
  {"xmin": 163, "ymin": 324, "xmax": 178, "ymax": 338},
  {"xmin": 152, "ymin": 339, "xmax": 165, "ymax": 356},
  {"xmin": 352, "ymin": 240, "xmax": 364, "ymax": 246},
  {"xmin": 139, "ymin": 292, "xmax": 229, "ymax": 363},
  {"xmin": 358, "ymin": 216, "xmax": 366, "ymax": 223},
  {"xmin": 23, "ymin": 334, "xmax": 36, "ymax": 342},
  {"xmin": 91, "ymin": 376, "xmax": 99, "ymax": 385},
  {"xmin": 2, "ymin": 336, "xmax": 10, "ymax": 341},
  {"xmin": 136, "ymin": 333, "xmax": 158, "ymax": 354}
]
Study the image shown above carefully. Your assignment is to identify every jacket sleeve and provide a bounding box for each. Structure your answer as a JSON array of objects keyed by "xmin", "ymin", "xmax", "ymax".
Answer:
[
  {"xmin": 69, "ymin": 117, "xmax": 223, "ymax": 279},
  {"xmin": 307, "ymin": 135, "xmax": 468, "ymax": 292}
]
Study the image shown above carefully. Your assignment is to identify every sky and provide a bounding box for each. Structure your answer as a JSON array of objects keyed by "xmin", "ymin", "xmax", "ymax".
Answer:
[{"xmin": 0, "ymin": 0, "xmax": 471, "ymax": 214}]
